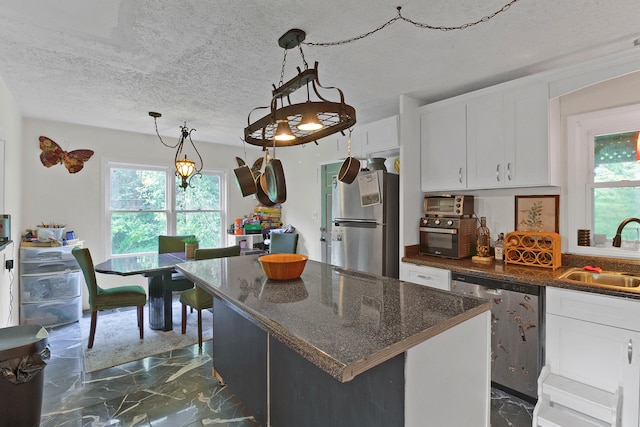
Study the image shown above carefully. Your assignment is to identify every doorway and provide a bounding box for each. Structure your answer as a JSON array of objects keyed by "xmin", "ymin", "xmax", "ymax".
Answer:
[{"xmin": 320, "ymin": 162, "xmax": 341, "ymax": 263}]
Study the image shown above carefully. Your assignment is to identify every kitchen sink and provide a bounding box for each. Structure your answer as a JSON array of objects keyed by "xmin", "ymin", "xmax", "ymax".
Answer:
[{"xmin": 558, "ymin": 268, "xmax": 640, "ymax": 288}]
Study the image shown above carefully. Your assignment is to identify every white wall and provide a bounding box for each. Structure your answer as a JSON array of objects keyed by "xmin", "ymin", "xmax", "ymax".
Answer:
[
  {"xmin": 399, "ymin": 95, "xmax": 422, "ymax": 252},
  {"xmin": 21, "ymin": 118, "xmax": 261, "ymax": 308},
  {"xmin": 276, "ymin": 135, "xmax": 344, "ymax": 261},
  {"xmin": 0, "ymin": 76, "xmax": 23, "ymax": 327}
]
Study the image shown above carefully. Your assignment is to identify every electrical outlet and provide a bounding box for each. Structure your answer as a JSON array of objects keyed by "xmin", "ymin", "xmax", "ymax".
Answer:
[{"xmin": 5, "ymin": 259, "xmax": 13, "ymax": 270}]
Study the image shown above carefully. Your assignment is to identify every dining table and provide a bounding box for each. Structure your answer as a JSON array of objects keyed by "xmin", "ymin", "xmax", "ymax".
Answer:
[
  {"xmin": 94, "ymin": 252, "xmax": 189, "ymax": 331},
  {"xmin": 94, "ymin": 248, "xmax": 267, "ymax": 331}
]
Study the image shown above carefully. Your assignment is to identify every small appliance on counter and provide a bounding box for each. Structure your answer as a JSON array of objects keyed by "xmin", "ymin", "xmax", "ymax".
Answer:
[
  {"xmin": 419, "ymin": 194, "xmax": 476, "ymax": 259},
  {"xmin": 423, "ymin": 194, "xmax": 474, "ymax": 217},
  {"xmin": 419, "ymin": 216, "xmax": 476, "ymax": 259}
]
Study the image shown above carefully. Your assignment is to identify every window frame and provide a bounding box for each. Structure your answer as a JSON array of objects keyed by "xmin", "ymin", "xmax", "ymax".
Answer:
[
  {"xmin": 104, "ymin": 160, "xmax": 227, "ymax": 257},
  {"xmin": 567, "ymin": 103, "xmax": 640, "ymax": 259}
]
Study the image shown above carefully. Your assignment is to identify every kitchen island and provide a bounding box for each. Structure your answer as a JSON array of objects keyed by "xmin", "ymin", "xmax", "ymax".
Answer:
[{"xmin": 177, "ymin": 255, "xmax": 491, "ymax": 427}]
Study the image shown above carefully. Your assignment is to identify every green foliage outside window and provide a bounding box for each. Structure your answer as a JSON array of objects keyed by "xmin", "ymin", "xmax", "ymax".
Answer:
[
  {"xmin": 593, "ymin": 132, "xmax": 640, "ymax": 241},
  {"xmin": 175, "ymin": 174, "xmax": 222, "ymax": 249},
  {"xmin": 109, "ymin": 166, "xmax": 223, "ymax": 255}
]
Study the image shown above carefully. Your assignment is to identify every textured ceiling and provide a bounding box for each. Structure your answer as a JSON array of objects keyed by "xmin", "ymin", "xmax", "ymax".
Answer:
[{"xmin": 0, "ymin": 0, "xmax": 639, "ymax": 146}]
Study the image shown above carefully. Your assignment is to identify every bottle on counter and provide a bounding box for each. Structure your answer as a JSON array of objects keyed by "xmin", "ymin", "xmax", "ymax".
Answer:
[
  {"xmin": 494, "ymin": 233, "xmax": 505, "ymax": 262},
  {"xmin": 476, "ymin": 217, "xmax": 491, "ymax": 258}
]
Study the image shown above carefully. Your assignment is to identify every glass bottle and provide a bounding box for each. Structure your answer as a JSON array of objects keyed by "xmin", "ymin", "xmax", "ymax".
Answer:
[
  {"xmin": 494, "ymin": 232, "xmax": 505, "ymax": 262},
  {"xmin": 476, "ymin": 217, "xmax": 491, "ymax": 257}
]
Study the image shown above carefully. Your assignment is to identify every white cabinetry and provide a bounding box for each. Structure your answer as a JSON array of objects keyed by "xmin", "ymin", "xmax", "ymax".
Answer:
[
  {"xmin": 420, "ymin": 103, "xmax": 467, "ymax": 191},
  {"xmin": 421, "ymin": 81, "xmax": 556, "ymax": 192},
  {"xmin": 20, "ymin": 243, "xmax": 83, "ymax": 327},
  {"xmin": 400, "ymin": 262, "xmax": 450, "ymax": 291},
  {"xmin": 503, "ymin": 82, "xmax": 555, "ymax": 187},
  {"xmin": 336, "ymin": 116, "xmax": 399, "ymax": 158},
  {"xmin": 466, "ymin": 93, "xmax": 505, "ymax": 188},
  {"xmin": 467, "ymin": 82, "xmax": 553, "ymax": 188},
  {"xmin": 361, "ymin": 115, "xmax": 399, "ymax": 154},
  {"xmin": 537, "ymin": 287, "xmax": 640, "ymax": 426}
]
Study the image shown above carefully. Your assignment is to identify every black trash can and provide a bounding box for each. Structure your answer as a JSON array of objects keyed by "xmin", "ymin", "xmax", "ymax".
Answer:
[{"xmin": 0, "ymin": 325, "xmax": 50, "ymax": 427}]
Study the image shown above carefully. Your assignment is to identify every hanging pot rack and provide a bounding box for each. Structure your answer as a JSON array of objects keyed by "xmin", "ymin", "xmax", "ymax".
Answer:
[{"xmin": 244, "ymin": 29, "xmax": 356, "ymax": 148}]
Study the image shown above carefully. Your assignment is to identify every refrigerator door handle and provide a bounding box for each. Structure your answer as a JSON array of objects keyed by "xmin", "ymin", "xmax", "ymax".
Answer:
[{"xmin": 334, "ymin": 219, "xmax": 380, "ymax": 227}]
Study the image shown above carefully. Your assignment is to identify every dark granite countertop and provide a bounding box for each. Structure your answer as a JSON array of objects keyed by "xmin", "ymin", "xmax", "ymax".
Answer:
[
  {"xmin": 402, "ymin": 245, "xmax": 640, "ymax": 300},
  {"xmin": 176, "ymin": 254, "xmax": 490, "ymax": 382}
]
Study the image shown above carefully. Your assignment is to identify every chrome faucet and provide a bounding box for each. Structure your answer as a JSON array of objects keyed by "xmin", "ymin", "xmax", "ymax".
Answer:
[{"xmin": 612, "ymin": 218, "xmax": 640, "ymax": 247}]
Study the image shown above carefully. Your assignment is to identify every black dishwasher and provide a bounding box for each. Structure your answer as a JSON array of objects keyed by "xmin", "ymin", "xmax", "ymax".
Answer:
[{"xmin": 451, "ymin": 273, "xmax": 542, "ymax": 402}]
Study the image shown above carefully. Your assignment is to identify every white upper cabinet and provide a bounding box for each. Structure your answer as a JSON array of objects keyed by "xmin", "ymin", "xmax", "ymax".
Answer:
[
  {"xmin": 336, "ymin": 115, "xmax": 399, "ymax": 158},
  {"xmin": 420, "ymin": 102, "xmax": 467, "ymax": 191},
  {"xmin": 360, "ymin": 115, "xmax": 399, "ymax": 154},
  {"xmin": 503, "ymin": 82, "xmax": 554, "ymax": 187},
  {"xmin": 420, "ymin": 80, "xmax": 557, "ymax": 192},
  {"xmin": 467, "ymin": 93, "xmax": 505, "ymax": 188},
  {"xmin": 335, "ymin": 127, "xmax": 363, "ymax": 157}
]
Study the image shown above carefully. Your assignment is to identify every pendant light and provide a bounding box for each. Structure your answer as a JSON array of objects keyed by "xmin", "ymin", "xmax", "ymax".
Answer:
[
  {"xmin": 149, "ymin": 112, "xmax": 203, "ymax": 191},
  {"xmin": 274, "ymin": 119, "xmax": 296, "ymax": 141}
]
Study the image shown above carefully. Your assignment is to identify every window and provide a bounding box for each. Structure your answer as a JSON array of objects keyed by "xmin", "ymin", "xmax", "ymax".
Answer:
[
  {"xmin": 592, "ymin": 131, "xmax": 640, "ymax": 239},
  {"xmin": 568, "ymin": 104, "xmax": 640, "ymax": 256},
  {"xmin": 107, "ymin": 162, "xmax": 226, "ymax": 256}
]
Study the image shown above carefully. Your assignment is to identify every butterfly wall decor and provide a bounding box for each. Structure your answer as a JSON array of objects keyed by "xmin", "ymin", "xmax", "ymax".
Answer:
[
  {"xmin": 39, "ymin": 136, "xmax": 94, "ymax": 174},
  {"xmin": 235, "ymin": 156, "xmax": 264, "ymax": 179}
]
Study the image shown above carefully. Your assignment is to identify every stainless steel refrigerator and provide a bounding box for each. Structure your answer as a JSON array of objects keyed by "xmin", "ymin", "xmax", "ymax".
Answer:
[{"xmin": 331, "ymin": 170, "xmax": 399, "ymax": 278}]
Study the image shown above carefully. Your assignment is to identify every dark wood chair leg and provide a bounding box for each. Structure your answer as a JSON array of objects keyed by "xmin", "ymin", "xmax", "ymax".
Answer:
[
  {"xmin": 88, "ymin": 310, "xmax": 97, "ymax": 349},
  {"xmin": 138, "ymin": 305, "xmax": 144, "ymax": 340},
  {"xmin": 197, "ymin": 310, "xmax": 203, "ymax": 348},
  {"xmin": 182, "ymin": 304, "xmax": 187, "ymax": 335}
]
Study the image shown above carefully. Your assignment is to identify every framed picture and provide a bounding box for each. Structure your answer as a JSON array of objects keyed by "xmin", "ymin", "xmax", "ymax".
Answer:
[{"xmin": 515, "ymin": 195, "xmax": 559, "ymax": 233}]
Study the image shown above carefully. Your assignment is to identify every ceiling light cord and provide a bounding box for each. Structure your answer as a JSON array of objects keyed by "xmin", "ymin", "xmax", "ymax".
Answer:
[
  {"xmin": 303, "ymin": 1, "xmax": 522, "ymax": 47},
  {"xmin": 152, "ymin": 115, "xmax": 180, "ymax": 149}
]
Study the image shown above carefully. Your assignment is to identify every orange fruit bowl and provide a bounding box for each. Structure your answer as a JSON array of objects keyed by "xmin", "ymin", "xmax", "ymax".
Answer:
[{"xmin": 259, "ymin": 254, "xmax": 308, "ymax": 281}]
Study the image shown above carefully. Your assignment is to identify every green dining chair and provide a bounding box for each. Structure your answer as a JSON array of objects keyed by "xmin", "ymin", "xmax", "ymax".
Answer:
[
  {"xmin": 72, "ymin": 247, "xmax": 147, "ymax": 349},
  {"xmin": 179, "ymin": 245, "xmax": 241, "ymax": 348},
  {"xmin": 158, "ymin": 235, "xmax": 196, "ymax": 292},
  {"xmin": 269, "ymin": 232, "xmax": 299, "ymax": 254}
]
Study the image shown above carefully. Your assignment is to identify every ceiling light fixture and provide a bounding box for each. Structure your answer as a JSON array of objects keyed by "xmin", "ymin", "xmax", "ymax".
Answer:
[
  {"xmin": 274, "ymin": 119, "xmax": 296, "ymax": 141},
  {"xmin": 149, "ymin": 112, "xmax": 203, "ymax": 191},
  {"xmin": 244, "ymin": 29, "xmax": 356, "ymax": 148}
]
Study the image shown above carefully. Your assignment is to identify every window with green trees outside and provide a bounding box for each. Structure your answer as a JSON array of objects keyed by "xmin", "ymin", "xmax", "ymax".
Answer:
[
  {"xmin": 108, "ymin": 163, "xmax": 225, "ymax": 256},
  {"xmin": 592, "ymin": 131, "xmax": 640, "ymax": 241}
]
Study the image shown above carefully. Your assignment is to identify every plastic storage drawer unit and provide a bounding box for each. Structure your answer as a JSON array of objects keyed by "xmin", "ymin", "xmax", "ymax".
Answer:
[
  {"xmin": 20, "ymin": 272, "xmax": 82, "ymax": 303},
  {"xmin": 20, "ymin": 297, "xmax": 82, "ymax": 327},
  {"xmin": 20, "ymin": 242, "xmax": 83, "ymax": 327}
]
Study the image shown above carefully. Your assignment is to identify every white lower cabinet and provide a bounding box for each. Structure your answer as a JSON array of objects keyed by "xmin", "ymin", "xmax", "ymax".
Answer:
[
  {"xmin": 400, "ymin": 263, "xmax": 450, "ymax": 291},
  {"xmin": 534, "ymin": 287, "xmax": 640, "ymax": 426},
  {"xmin": 20, "ymin": 243, "xmax": 83, "ymax": 327}
]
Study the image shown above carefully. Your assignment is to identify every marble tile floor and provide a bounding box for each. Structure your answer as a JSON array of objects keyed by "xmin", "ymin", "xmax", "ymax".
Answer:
[
  {"xmin": 39, "ymin": 316, "xmax": 533, "ymax": 426},
  {"xmin": 40, "ymin": 321, "xmax": 258, "ymax": 427}
]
